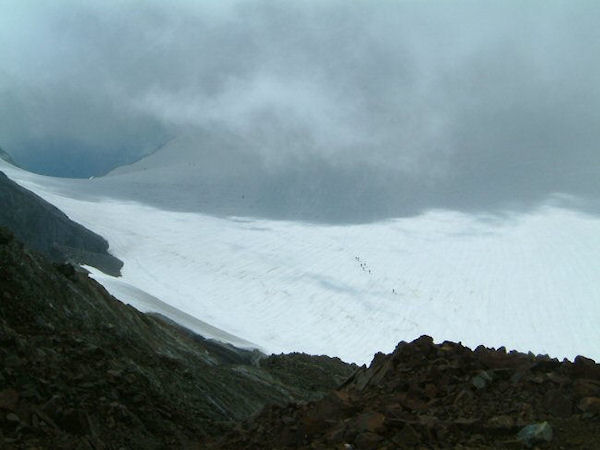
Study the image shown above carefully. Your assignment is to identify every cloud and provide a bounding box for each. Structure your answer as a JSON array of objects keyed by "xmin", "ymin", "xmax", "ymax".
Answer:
[{"xmin": 0, "ymin": 0, "xmax": 598, "ymax": 218}]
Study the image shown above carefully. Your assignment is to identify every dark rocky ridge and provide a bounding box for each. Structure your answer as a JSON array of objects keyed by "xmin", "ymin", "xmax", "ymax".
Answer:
[
  {"xmin": 0, "ymin": 227, "xmax": 353, "ymax": 449},
  {"xmin": 0, "ymin": 170, "xmax": 123, "ymax": 276},
  {"xmin": 208, "ymin": 336, "xmax": 600, "ymax": 449}
]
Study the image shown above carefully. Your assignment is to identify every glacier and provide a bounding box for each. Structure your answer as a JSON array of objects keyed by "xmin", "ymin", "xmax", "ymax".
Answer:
[{"xmin": 1, "ymin": 157, "xmax": 599, "ymax": 364}]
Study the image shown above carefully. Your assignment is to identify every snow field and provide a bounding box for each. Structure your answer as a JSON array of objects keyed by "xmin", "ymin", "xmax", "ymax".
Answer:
[{"xmin": 2, "ymin": 160, "xmax": 599, "ymax": 364}]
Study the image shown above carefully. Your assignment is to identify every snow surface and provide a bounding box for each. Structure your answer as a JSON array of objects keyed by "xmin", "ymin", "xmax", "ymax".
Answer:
[
  {"xmin": 2, "ymin": 159, "xmax": 599, "ymax": 364},
  {"xmin": 84, "ymin": 266, "xmax": 259, "ymax": 351}
]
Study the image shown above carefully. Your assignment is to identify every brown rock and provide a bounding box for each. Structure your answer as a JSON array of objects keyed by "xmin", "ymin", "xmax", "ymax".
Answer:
[
  {"xmin": 59, "ymin": 408, "xmax": 91, "ymax": 435},
  {"xmin": 532, "ymin": 358, "xmax": 561, "ymax": 371},
  {"xmin": 413, "ymin": 335, "xmax": 434, "ymax": 348},
  {"xmin": 530, "ymin": 374, "xmax": 545, "ymax": 384},
  {"xmin": 279, "ymin": 426, "xmax": 306, "ymax": 447},
  {"xmin": 0, "ymin": 389, "xmax": 19, "ymax": 411},
  {"xmin": 354, "ymin": 431, "xmax": 384, "ymax": 449},
  {"xmin": 365, "ymin": 359, "xmax": 395, "ymax": 388},
  {"xmin": 453, "ymin": 389, "xmax": 474, "ymax": 406},
  {"xmin": 518, "ymin": 403, "xmax": 535, "ymax": 424},
  {"xmin": 468, "ymin": 433, "xmax": 486, "ymax": 445},
  {"xmin": 302, "ymin": 415, "xmax": 329, "ymax": 435},
  {"xmin": 106, "ymin": 369, "xmax": 122, "ymax": 382},
  {"xmin": 325, "ymin": 423, "xmax": 347, "ymax": 444},
  {"xmin": 424, "ymin": 383, "xmax": 438, "ymax": 399},
  {"xmin": 487, "ymin": 415, "xmax": 514, "ymax": 429},
  {"xmin": 6, "ymin": 412, "xmax": 20, "ymax": 423},
  {"xmin": 577, "ymin": 397, "xmax": 600, "ymax": 414},
  {"xmin": 32, "ymin": 413, "xmax": 44, "ymax": 430},
  {"xmin": 397, "ymin": 392, "xmax": 428, "ymax": 411},
  {"xmin": 573, "ymin": 379, "xmax": 600, "ymax": 398},
  {"xmin": 546, "ymin": 372, "xmax": 570, "ymax": 386},
  {"xmin": 332, "ymin": 390, "xmax": 351, "ymax": 404},
  {"xmin": 354, "ymin": 411, "xmax": 385, "ymax": 433},
  {"xmin": 574, "ymin": 355, "xmax": 596, "ymax": 366},
  {"xmin": 419, "ymin": 415, "xmax": 439, "ymax": 427},
  {"xmin": 311, "ymin": 393, "xmax": 345, "ymax": 422},
  {"xmin": 573, "ymin": 356, "xmax": 600, "ymax": 378},
  {"xmin": 544, "ymin": 389, "xmax": 573, "ymax": 417},
  {"xmin": 479, "ymin": 350, "xmax": 512, "ymax": 370},
  {"xmin": 392, "ymin": 423, "xmax": 420, "ymax": 446}
]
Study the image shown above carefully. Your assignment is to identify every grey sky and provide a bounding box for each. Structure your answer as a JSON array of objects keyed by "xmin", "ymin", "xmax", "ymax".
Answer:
[{"xmin": 1, "ymin": 0, "xmax": 599, "ymax": 220}]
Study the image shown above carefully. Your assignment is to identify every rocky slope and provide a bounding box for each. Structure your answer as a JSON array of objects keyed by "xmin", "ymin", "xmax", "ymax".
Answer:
[
  {"xmin": 0, "ymin": 170, "xmax": 123, "ymax": 276},
  {"xmin": 0, "ymin": 227, "xmax": 353, "ymax": 449},
  {"xmin": 208, "ymin": 336, "xmax": 600, "ymax": 449}
]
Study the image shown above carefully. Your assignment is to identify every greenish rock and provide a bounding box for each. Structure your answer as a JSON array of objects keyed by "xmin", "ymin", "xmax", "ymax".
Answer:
[
  {"xmin": 471, "ymin": 370, "xmax": 493, "ymax": 390},
  {"xmin": 517, "ymin": 421, "xmax": 553, "ymax": 447}
]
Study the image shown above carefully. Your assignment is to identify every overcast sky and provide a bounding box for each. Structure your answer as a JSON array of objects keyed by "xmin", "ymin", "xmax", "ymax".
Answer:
[{"xmin": 1, "ymin": 0, "xmax": 599, "ymax": 220}]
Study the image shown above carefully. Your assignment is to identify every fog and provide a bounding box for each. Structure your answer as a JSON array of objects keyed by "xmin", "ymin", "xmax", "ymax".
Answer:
[{"xmin": 1, "ymin": 0, "xmax": 599, "ymax": 220}]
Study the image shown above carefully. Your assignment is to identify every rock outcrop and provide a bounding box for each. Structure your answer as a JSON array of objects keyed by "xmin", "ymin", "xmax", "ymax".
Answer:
[
  {"xmin": 208, "ymin": 335, "xmax": 600, "ymax": 449},
  {"xmin": 0, "ymin": 170, "xmax": 123, "ymax": 275}
]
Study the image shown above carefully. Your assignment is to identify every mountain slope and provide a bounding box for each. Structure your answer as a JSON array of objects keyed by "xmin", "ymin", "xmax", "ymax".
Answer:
[
  {"xmin": 209, "ymin": 336, "xmax": 600, "ymax": 449},
  {"xmin": 0, "ymin": 227, "xmax": 353, "ymax": 448},
  {"xmin": 0, "ymin": 170, "xmax": 123, "ymax": 276}
]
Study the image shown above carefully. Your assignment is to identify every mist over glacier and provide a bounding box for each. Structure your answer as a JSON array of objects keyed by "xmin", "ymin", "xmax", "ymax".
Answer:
[{"xmin": 1, "ymin": 0, "xmax": 599, "ymax": 221}]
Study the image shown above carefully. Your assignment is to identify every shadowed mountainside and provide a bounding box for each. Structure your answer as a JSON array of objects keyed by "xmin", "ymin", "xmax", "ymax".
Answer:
[
  {"xmin": 0, "ymin": 170, "xmax": 123, "ymax": 276},
  {"xmin": 0, "ymin": 228, "xmax": 354, "ymax": 449}
]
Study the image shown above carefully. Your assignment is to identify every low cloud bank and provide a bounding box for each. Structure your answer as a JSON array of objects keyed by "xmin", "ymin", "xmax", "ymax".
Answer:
[{"xmin": 0, "ymin": 1, "xmax": 598, "ymax": 219}]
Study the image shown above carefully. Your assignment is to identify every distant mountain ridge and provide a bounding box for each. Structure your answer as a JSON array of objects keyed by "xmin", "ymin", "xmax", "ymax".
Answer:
[
  {"xmin": 0, "ymin": 146, "xmax": 18, "ymax": 167},
  {"xmin": 0, "ymin": 170, "xmax": 123, "ymax": 275}
]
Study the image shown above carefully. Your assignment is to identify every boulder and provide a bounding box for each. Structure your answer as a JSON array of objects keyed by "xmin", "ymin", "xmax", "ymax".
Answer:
[
  {"xmin": 517, "ymin": 422, "xmax": 553, "ymax": 447},
  {"xmin": 578, "ymin": 397, "xmax": 600, "ymax": 414}
]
